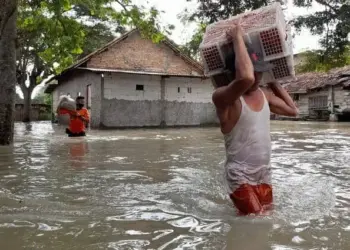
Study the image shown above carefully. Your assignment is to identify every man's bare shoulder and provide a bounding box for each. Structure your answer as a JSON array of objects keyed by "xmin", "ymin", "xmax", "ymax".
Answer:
[
  {"xmin": 212, "ymin": 94, "xmax": 242, "ymax": 134},
  {"xmin": 212, "ymin": 87, "xmax": 224, "ymax": 107},
  {"xmin": 260, "ymin": 87, "xmax": 272, "ymax": 102},
  {"xmin": 213, "ymin": 90, "xmax": 237, "ymax": 110}
]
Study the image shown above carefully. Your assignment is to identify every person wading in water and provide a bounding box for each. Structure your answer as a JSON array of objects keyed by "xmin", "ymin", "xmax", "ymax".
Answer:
[
  {"xmin": 58, "ymin": 96, "xmax": 90, "ymax": 137},
  {"xmin": 212, "ymin": 24, "xmax": 299, "ymax": 215}
]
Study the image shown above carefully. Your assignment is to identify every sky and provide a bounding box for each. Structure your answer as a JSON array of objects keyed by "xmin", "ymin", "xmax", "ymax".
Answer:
[
  {"xmin": 32, "ymin": 0, "xmax": 324, "ymax": 98},
  {"xmin": 133, "ymin": 0, "xmax": 324, "ymax": 53}
]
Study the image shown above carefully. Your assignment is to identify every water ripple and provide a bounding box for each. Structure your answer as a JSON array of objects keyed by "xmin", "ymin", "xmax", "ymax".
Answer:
[{"xmin": 0, "ymin": 122, "xmax": 349, "ymax": 249}]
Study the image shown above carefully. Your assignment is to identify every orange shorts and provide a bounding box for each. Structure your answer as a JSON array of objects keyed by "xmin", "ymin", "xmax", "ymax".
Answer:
[{"xmin": 229, "ymin": 183, "xmax": 273, "ymax": 215}]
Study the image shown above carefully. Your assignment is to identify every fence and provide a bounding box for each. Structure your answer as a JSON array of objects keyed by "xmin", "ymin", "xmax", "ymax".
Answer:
[{"xmin": 15, "ymin": 104, "xmax": 51, "ymax": 121}]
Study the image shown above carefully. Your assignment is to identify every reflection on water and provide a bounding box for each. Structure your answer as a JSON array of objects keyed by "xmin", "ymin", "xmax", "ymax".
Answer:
[{"xmin": 0, "ymin": 121, "xmax": 349, "ymax": 249}]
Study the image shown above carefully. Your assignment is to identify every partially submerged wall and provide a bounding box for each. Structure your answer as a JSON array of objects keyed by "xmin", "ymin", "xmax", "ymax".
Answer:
[{"xmin": 101, "ymin": 73, "xmax": 218, "ymax": 128}]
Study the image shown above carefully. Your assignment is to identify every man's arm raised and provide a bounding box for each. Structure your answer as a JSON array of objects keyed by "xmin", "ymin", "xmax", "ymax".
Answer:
[{"xmin": 212, "ymin": 25, "xmax": 255, "ymax": 108}]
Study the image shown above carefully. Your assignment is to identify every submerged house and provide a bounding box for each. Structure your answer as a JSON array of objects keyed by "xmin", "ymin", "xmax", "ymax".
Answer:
[
  {"xmin": 283, "ymin": 66, "xmax": 350, "ymax": 121},
  {"xmin": 45, "ymin": 29, "xmax": 217, "ymax": 128}
]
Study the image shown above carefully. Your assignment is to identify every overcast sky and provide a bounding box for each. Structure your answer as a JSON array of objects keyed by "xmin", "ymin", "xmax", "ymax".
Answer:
[{"xmin": 133, "ymin": 0, "xmax": 324, "ymax": 53}]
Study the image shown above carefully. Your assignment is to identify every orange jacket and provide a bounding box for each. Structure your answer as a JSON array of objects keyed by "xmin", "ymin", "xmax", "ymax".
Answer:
[{"xmin": 59, "ymin": 108, "xmax": 90, "ymax": 134}]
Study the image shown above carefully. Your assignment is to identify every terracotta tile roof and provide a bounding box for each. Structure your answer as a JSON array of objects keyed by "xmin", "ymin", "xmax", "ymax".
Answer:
[
  {"xmin": 46, "ymin": 29, "xmax": 203, "ymax": 85},
  {"xmin": 283, "ymin": 65, "xmax": 350, "ymax": 93}
]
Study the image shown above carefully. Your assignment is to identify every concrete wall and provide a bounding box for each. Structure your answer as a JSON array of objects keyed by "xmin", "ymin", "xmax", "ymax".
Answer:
[
  {"xmin": 104, "ymin": 73, "xmax": 161, "ymax": 101},
  {"xmin": 164, "ymin": 102, "xmax": 217, "ymax": 126},
  {"xmin": 164, "ymin": 77, "xmax": 213, "ymax": 103},
  {"xmin": 164, "ymin": 77, "xmax": 217, "ymax": 126},
  {"xmin": 102, "ymin": 99, "xmax": 163, "ymax": 127},
  {"xmin": 102, "ymin": 73, "xmax": 162, "ymax": 126},
  {"xmin": 100, "ymin": 73, "xmax": 218, "ymax": 128},
  {"xmin": 52, "ymin": 71, "xmax": 102, "ymax": 127}
]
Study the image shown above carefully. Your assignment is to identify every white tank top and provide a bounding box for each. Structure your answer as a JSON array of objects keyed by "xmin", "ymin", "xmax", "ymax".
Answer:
[{"xmin": 223, "ymin": 89, "xmax": 272, "ymax": 192}]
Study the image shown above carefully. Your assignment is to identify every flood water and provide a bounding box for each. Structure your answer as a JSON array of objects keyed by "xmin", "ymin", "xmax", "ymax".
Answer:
[{"xmin": 0, "ymin": 121, "xmax": 349, "ymax": 249}]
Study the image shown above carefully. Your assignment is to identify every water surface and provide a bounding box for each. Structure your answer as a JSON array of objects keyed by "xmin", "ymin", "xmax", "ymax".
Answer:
[{"xmin": 0, "ymin": 121, "xmax": 349, "ymax": 249}]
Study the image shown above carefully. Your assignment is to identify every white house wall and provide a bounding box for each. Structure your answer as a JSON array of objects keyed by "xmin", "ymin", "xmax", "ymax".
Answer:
[
  {"xmin": 165, "ymin": 77, "xmax": 213, "ymax": 103},
  {"xmin": 104, "ymin": 73, "xmax": 161, "ymax": 101},
  {"xmin": 100, "ymin": 73, "xmax": 218, "ymax": 127},
  {"xmin": 164, "ymin": 78, "xmax": 217, "ymax": 126}
]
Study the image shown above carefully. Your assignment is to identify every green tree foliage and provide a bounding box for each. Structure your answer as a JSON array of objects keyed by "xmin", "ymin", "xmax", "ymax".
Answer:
[
  {"xmin": 296, "ymin": 45, "xmax": 350, "ymax": 73},
  {"xmin": 17, "ymin": 0, "xmax": 169, "ymax": 122},
  {"xmin": 183, "ymin": 0, "xmax": 278, "ymax": 23},
  {"xmin": 79, "ymin": 23, "xmax": 115, "ymax": 58},
  {"xmin": 293, "ymin": 0, "xmax": 350, "ymax": 69},
  {"xmin": 181, "ymin": 23, "xmax": 206, "ymax": 60},
  {"xmin": 184, "ymin": 0, "xmax": 349, "ymax": 72},
  {"xmin": 181, "ymin": 0, "xmax": 280, "ymax": 57},
  {"xmin": 34, "ymin": 91, "xmax": 52, "ymax": 106}
]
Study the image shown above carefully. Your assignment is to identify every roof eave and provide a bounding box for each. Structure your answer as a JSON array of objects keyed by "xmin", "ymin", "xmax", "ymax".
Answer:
[
  {"xmin": 79, "ymin": 67, "xmax": 205, "ymax": 79},
  {"xmin": 287, "ymin": 90, "xmax": 307, "ymax": 94}
]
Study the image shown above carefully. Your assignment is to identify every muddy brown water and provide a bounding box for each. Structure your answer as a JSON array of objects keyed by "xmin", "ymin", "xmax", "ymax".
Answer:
[{"xmin": 0, "ymin": 121, "xmax": 349, "ymax": 249}]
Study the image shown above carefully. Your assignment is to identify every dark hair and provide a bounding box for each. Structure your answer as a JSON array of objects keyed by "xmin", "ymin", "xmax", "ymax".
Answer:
[
  {"xmin": 225, "ymin": 51, "xmax": 236, "ymax": 73},
  {"xmin": 211, "ymin": 71, "xmax": 235, "ymax": 88},
  {"xmin": 76, "ymin": 96, "xmax": 85, "ymax": 101}
]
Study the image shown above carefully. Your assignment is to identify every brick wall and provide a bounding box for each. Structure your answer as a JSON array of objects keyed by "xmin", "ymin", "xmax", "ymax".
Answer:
[{"xmin": 87, "ymin": 31, "xmax": 202, "ymax": 76}]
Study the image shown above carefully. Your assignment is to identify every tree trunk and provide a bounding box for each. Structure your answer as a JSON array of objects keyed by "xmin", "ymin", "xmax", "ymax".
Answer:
[
  {"xmin": 0, "ymin": 1, "xmax": 17, "ymax": 145},
  {"xmin": 21, "ymin": 86, "xmax": 33, "ymax": 122}
]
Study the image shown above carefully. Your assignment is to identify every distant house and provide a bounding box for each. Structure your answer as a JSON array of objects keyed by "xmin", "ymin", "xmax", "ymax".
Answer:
[
  {"xmin": 45, "ymin": 29, "xmax": 218, "ymax": 128},
  {"xmin": 283, "ymin": 66, "xmax": 350, "ymax": 121}
]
